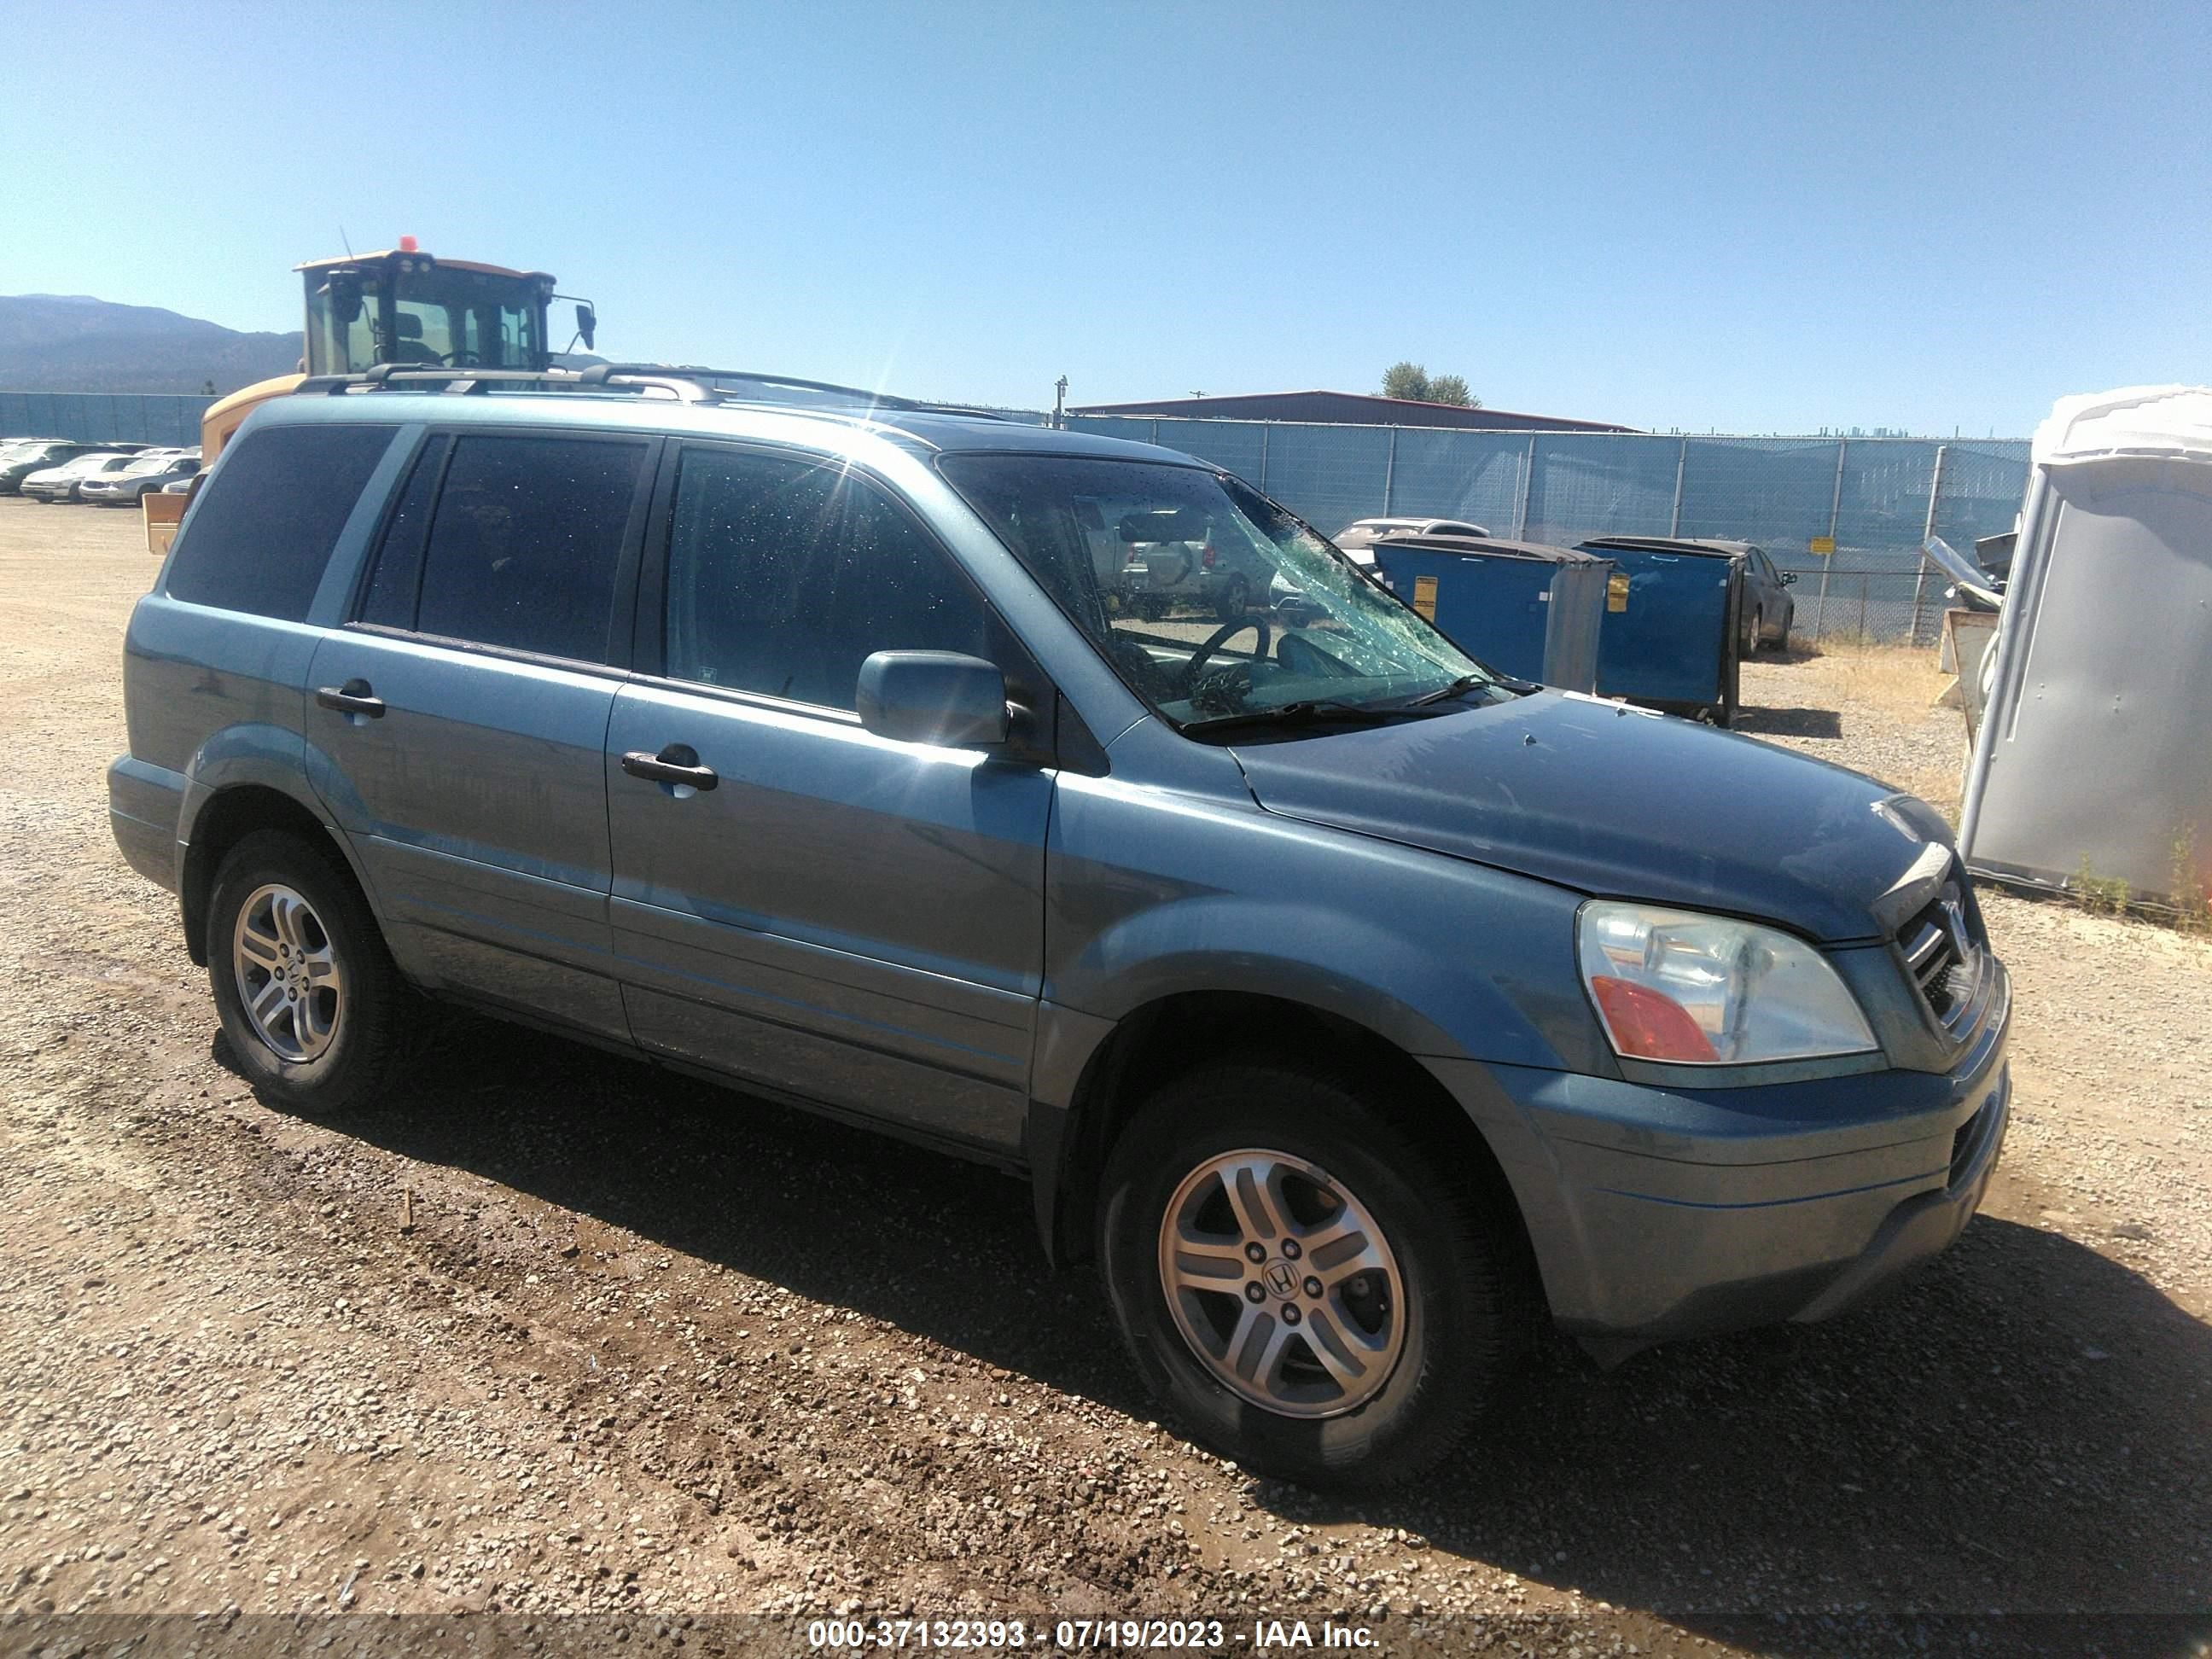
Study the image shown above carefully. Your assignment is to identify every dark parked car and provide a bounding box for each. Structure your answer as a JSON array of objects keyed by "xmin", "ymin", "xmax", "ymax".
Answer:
[
  {"xmin": 1738, "ymin": 543, "xmax": 1797, "ymax": 649},
  {"xmin": 109, "ymin": 372, "xmax": 2010, "ymax": 1490},
  {"xmin": 0, "ymin": 440, "xmax": 148, "ymax": 495}
]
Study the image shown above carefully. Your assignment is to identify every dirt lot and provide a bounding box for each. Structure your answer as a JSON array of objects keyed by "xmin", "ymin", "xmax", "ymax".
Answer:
[{"xmin": 1, "ymin": 498, "xmax": 2207, "ymax": 1656}]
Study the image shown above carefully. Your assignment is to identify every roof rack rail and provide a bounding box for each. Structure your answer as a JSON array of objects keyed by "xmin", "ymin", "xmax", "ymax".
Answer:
[
  {"xmin": 292, "ymin": 363, "xmax": 1010, "ymax": 421},
  {"xmin": 577, "ymin": 365, "xmax": 1016, "ymax": 422},
  {"xmin": 295, "ymin": 365, "xmax": 611, "ymax": 396}
]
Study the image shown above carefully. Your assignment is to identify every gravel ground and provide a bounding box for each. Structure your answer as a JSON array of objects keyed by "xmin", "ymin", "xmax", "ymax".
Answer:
[{"xmin": 0, "ymin": 498, "xmax": 2206, "ymax": 1657}]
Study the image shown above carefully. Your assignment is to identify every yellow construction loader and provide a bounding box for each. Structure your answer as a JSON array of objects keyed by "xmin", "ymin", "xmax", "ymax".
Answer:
[{"xmin": 144, "ymin": 239, "xmax": 594, "ymax": 554}]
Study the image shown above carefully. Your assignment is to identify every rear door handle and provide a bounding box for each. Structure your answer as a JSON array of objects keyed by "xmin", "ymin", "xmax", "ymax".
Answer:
[
  {"xmin": 620, "ymin": 743, "xmax": 719, "ymax": 792},
  {"xmin": 315, "ymin": 678, "xmax": 386, "ymax": 718}
]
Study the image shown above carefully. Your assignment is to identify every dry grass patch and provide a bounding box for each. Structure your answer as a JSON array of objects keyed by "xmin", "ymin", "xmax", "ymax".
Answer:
[{"xmin": 1796, "ymin": 637, "xmax": 1953, "ymax": 723}]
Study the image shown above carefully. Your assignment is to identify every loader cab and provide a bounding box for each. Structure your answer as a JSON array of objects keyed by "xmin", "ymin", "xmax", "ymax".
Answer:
[
  {"xmin": 300, "ymin": 248, "xmax": 555, "ymax": 375},
  {"xmin": 195, "ymin": 243, "xmax": 592, "ymax": 466}
]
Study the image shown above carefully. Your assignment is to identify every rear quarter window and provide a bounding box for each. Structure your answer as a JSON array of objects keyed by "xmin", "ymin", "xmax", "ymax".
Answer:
[{"xmin": 165, "ymin": 424, "xmax": 397, "ymax": 621}]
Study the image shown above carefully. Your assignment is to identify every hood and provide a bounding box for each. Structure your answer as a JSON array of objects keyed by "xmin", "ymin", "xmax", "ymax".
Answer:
[{"xmin": 1230, "ymin": 690, "xmax": 1948, "ymax": 942}]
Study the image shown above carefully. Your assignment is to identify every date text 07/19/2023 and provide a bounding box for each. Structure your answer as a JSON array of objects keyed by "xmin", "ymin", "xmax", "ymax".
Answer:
[{"xmin": 805, "ymin": 1618, "xmax": 1379, "ymax": 1650}]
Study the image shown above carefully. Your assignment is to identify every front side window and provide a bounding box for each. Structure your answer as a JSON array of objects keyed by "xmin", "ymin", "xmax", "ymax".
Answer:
[
  {"xmin": 407, "ymin": 434, "xmax": 649, "ymax": 662},
  {"xmin": 166, "ymin": 424, "xmax": 398, "ymax": 621},
  {"xmin": 663, "ymin": 446, "xmax": 990, "ymax": 711},
  {"xmin": 940, "ymin": 455, "xmax": 1500, "ymax": 731}
]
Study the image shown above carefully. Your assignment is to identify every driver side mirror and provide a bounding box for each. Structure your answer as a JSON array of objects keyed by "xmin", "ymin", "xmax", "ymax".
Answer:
[
  {"xmin": 575, "ymin": 302, "xmax": 597, "ymax": 352},
  {"xmin": 857, "ymin": 651, "xmax": 1010, "ymax": 748},
  {"xmin": 1779, "ymin": 570, "xmax": 1798, "ymax": 585},
  {"xmin": 326, "ymin": 276, "xmax": 364, "ymax": 325}
]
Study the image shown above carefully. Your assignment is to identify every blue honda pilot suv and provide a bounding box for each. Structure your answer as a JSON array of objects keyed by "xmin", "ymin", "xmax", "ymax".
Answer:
[{"xmin": 108, "ymin": 368, "xmax": 2010, "ymax": 1489}]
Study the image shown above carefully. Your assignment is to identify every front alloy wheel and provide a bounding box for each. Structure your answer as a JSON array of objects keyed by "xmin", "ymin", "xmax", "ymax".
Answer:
[
  {"xmin": 1159, "ymin": 1150, "xmax": 1406, "ymax": 1417},
  {"xmin": 1099, "ymin": 1064, "xmax": 1518, "ymax": 1490}
]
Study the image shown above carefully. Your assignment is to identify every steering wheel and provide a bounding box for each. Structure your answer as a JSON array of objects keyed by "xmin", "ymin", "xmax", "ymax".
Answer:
[
  {"xmin": 1179, "ymin": 615, "xmax": 1272, "ymax": 695},
  {"xmin": 439, "ymin": 350, "xmax": 487, "ymax": 368}
]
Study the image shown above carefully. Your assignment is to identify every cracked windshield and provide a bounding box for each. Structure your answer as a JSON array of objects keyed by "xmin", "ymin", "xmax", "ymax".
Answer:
[{"xmin": 940, "ymin": 454, "xmax": 1503, "ymax": 730}]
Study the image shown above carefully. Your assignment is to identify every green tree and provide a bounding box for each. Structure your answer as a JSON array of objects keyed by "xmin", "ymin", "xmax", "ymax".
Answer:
[
  {"xmin": 1381, "ymin": 361, "xmax": 1431, "ymax": 401},
  {"xmin": 1381, "ymin": 362, "xmax": 1479, "ymax": 406},
  {"xmin": 1425, "ymin": 373, "xmax": 1477, "ymax": 408}
]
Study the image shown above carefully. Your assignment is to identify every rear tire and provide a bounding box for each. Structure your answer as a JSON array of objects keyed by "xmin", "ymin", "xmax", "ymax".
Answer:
[
  {"xmin": 1215, "ymin": 573, "xmax": 1252, "ymax": 622},
  {"xmin": 205, "ymin": 829, "xmax": 410, "ymax": 1116},
  {"xmin": 1097, "ymin": 1063, "xmax": 1517, "ymax": 1491}
]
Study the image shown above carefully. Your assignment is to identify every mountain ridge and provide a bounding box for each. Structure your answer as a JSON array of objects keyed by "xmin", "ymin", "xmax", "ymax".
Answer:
[{"xmin": 0, "ymin": 294, "xmax": 303, "ymax": 393}]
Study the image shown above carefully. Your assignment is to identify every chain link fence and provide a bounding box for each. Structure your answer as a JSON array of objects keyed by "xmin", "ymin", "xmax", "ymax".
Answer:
[
  {"xmin": 4, "ymin": 393, "xmax": 2028, "ymax": 644},
  {"xmin": 1070, "ymin": 417, "xmax": 2029, "ymax": 643}
]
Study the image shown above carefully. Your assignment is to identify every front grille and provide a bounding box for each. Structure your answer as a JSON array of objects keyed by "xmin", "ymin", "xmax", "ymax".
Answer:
[{"xmin": 1899, "ymin": 878, "xmax": 1983, "ymax": 1038}]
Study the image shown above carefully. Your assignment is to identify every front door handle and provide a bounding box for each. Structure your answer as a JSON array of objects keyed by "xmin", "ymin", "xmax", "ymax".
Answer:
[
  {"xmin": 620, "ymin": 743, "xmax": 719, "ymax": 792},
  {"xmin": 315, "ymin": 678, "xmax": 386, "ymax": 718}
]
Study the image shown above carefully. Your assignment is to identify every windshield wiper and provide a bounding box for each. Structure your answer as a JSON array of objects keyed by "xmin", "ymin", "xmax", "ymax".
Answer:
[
  {"xmin": 1400, "ymin": 673, "xmax": 1495, "ymax": 708},
  {"xmin": 1179, "ymin": 699, "xmax": 1436, "ymax": 736}
]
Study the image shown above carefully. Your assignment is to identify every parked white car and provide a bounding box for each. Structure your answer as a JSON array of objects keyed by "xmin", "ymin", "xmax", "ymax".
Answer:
[
  {"xmin": 80, "ymin": 450, "xmax": 201, "ymax": 505},
  {"xmin": 21, "ymin": 451, "xmax": 148, "ymax": 503},
  {"xmin": 1270, "ymin": 516, "xmax": 1486, "ymax": 620},
  {"xmin": 1330, "ymin": 516, "xmax": 1493, "ymax": 568}
]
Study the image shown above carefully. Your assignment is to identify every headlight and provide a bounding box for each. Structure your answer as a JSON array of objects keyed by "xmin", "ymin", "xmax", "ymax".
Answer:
[{"xmin": 1576, "ymin": 901, "xmax": 1877, "ymax": 1066}]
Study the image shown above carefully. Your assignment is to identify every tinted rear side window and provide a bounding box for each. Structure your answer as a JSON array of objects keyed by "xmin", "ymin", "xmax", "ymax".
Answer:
[
  {"xmin": 411, "ymin": 434, "xmax": 649, "ymax": 663},
  {"xmin": 165, "ymin": 424, "xmax": 396, "ymax": 620}
]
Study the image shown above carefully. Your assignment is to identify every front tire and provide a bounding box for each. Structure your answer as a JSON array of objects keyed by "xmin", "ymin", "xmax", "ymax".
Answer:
[
  {"xmin": 1098, "ymin": 1063, "xmax": 1517, "ymax": 1490},
  {"xmin": 206, "ymin": 830, "xmax": 410, "ymax": 1115}
]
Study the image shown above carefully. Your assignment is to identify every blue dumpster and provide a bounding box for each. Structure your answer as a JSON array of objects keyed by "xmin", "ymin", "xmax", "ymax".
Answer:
[
  {"xmin": 1370, "ymin": 536, "xmax": 1614, "ymax": 692},
  {"xmin": 1576, "ymin": 537, "xmax": 1747, "ymax": 724}
]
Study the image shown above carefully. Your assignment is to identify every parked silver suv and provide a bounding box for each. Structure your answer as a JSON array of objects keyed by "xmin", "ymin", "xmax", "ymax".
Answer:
[{"xmin": 110, "ymin": 368, "xmax": 2010, "ymax": 1489}]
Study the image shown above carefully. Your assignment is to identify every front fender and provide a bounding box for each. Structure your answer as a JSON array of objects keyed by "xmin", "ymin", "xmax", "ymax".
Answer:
[
  {"xmin": 1044, "ymin": 774, "xmax": 1608, "ymax": 1074},
  {"xmin": 1051, "ymin": 898, "xmax": 1514, "ymax": 1062}
]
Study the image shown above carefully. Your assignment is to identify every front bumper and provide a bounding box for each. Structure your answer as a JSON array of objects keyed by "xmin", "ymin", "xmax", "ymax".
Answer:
[{"xmin": 1433, "ymin": 956, "xmax": 2011, "ymax": 1344}]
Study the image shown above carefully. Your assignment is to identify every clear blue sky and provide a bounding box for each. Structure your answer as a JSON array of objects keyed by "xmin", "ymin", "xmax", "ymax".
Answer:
[{"xmin": 4, "ymin": 0, "xmax": 2206, "ymax": 435}]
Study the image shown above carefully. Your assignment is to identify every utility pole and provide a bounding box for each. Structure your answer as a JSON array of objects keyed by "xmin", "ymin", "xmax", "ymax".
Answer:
[{"xmin": 1053, "ymin": 375, "xmax": 1068, "ymax": 430}]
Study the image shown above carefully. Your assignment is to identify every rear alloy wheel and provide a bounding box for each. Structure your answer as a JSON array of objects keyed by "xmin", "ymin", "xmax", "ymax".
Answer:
[
  {"xmin": 1216, "ymin": 573, "xmax": 1252, "ymax": 622},
  {"xmin": 207, "ymin": 830, "xmax": 411, "ymax": 1115},
  {"xmin": 1100, "ymin": 1064, "xmax": 1516, "ymax": 1490},
  {"xmin": 230, "ymin": 882, "xmax": 344, "ymax": 1062}
]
